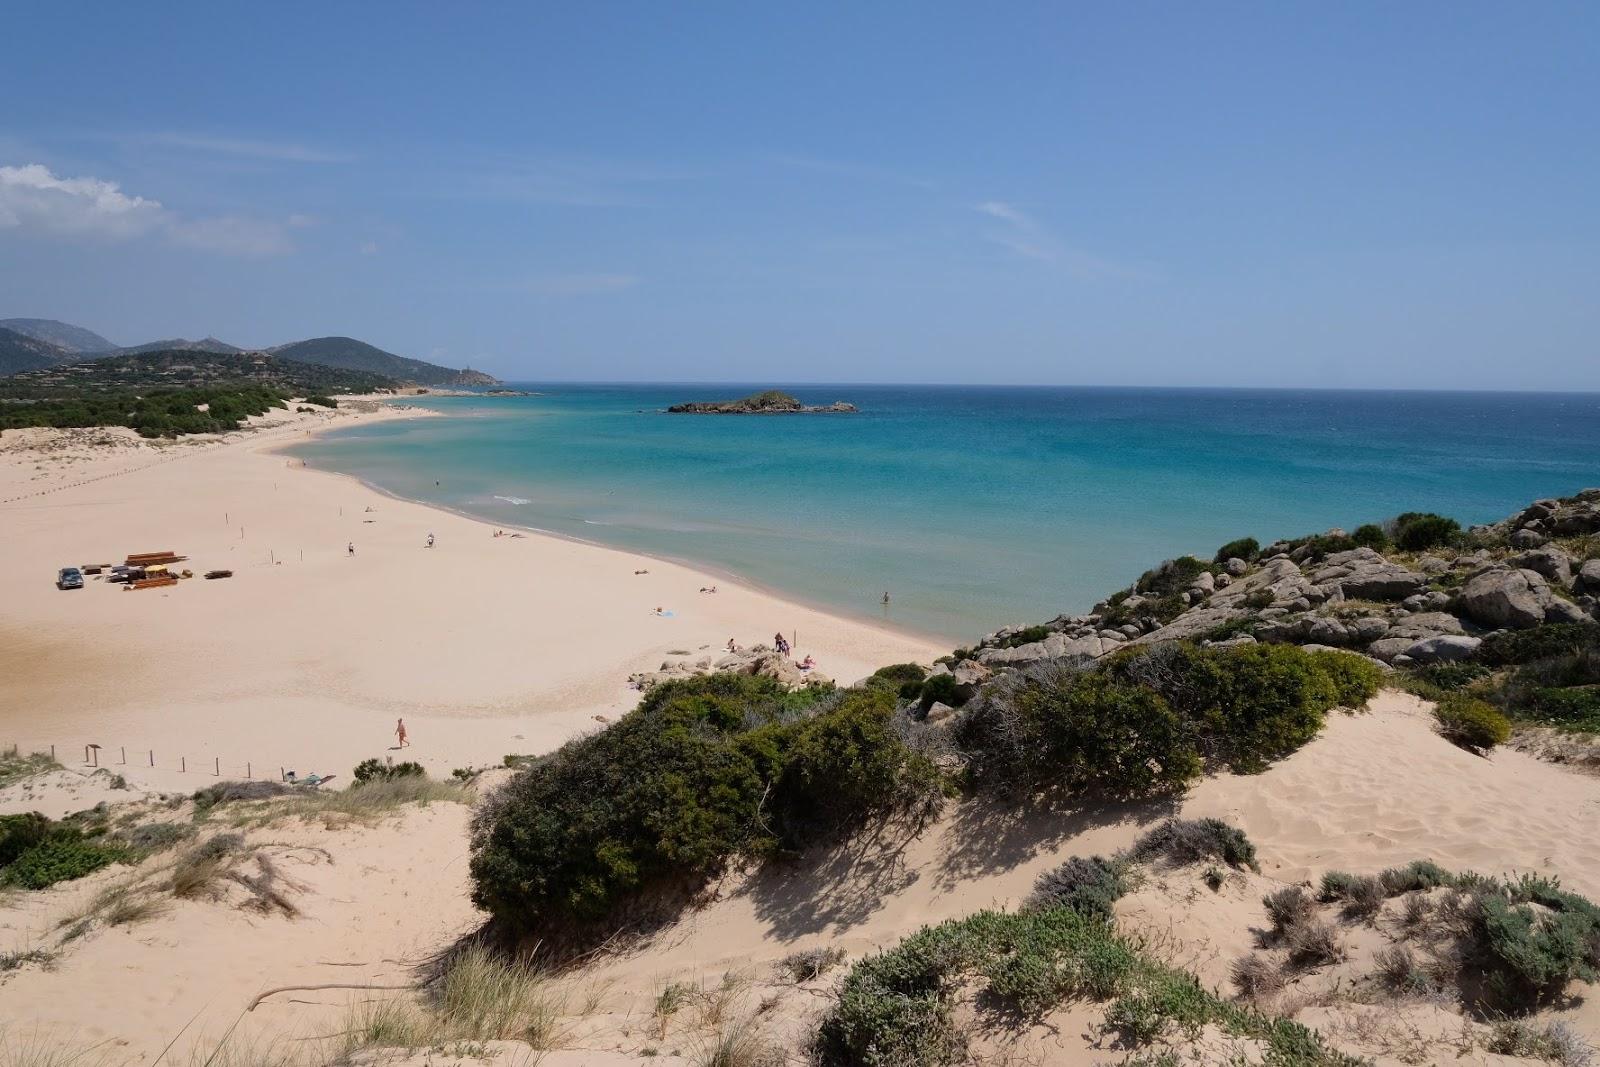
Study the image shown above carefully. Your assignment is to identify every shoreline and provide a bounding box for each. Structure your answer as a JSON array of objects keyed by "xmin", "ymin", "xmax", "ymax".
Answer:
[
  {"xmin": 283, "ymin": 418, "xmax": 960, "ymax": 650},
  {"xmin": 0, "ymin": 397, "xmax": 944, "ymax": 796}
]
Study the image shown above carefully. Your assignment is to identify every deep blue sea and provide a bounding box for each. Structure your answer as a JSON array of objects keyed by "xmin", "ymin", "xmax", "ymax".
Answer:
[{"xmin": 289, "ymin": 385, "xmax": 1600, "ymax": 642}]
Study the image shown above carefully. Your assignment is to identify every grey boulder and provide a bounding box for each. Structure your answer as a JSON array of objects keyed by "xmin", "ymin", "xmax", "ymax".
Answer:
[
  {"xmin": 1402, "ymin": 635, "xmax": 1482, "ymax": 664},
  {"xmin": 1456, "ymin": 568, "xmax": 1555, "ymax": 629}
]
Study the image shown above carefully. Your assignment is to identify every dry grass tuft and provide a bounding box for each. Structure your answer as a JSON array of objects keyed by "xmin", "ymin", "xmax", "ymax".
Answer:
[
  {"xmin": 692, "ymin": 1011, "xmax": 781, "ymax": 1067},
  {"xmin": 1261, "ymin": 886, "xmax": 1316, "ymax": 940},
  {"xmin": 1284, "ymin": 918, "xmax": 1345, "ymax": 969},
  {"xmin": 777, "ymin": 946, "xmax": 846, "ymax": 983},
  {"xmin": 1230, "ymin": 953, "xmax": 1285, "ymax": 1000}
]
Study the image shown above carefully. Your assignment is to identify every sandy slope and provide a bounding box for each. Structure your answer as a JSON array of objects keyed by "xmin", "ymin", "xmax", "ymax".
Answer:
[
  {"xmin": 0, "ymin": 403, "xmax": 941, "ymax": 794},
  {"xmin": 4, "ymin": 691, "xmax": 1597, "ymax": 1064}
]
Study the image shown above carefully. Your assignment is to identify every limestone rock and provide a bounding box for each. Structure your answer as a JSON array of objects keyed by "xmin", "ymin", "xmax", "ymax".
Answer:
[
  {"xmin": 1309, "ymin": 547, "xmax": 1428, "ymax": 601},
  {"xmin": 1223, "ymin": 557, "xmax": 1249, "ymax": 577},
  {"xmin": 1578, "ymin": 560, "xmax": 1600, "ymax": 596}
]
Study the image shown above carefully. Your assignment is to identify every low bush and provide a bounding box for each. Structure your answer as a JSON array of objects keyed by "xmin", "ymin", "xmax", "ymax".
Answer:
[
  {"xmin": 3, "ymin": 837, "xmax": 125, "ymax": 889},
  {"xmin": 1215, "ymin": 537, "xmax": 1260, "ymax": 564},
  {"xmin": 1127, "ymin": 818, "xmax": 1259, "ymax": 871},
  {"xmin": 814, "ymin": 874, "xmax": 1357, "ymax": 1067},
  {"xmin": 779, "ymin": 946, "xmax": 848, "ymax": 982},
  {"xmin": 1026, "ymin": 855, "xmax": 1126, "ymax": 920},
  {"xmin": 916, "ymin": 672, "xmax": 967, "ymax": 712},
  {"xmin": 192, "ymin": 780, "xmax": 293, "ymax": 811},
  {"xmin": 0, "ymin": 812, "xmax": 63, "ymax": 868},
  {"xmin": 1477, "ymin": 624, "xmax": 1600, "ymax": 667},
  {"xmin": 303, "ymin": 395, "xmax": 338, "ymax": 408},
  {"xmin": 1135, "ymin": 556, "xmax": 1215, "ymax": 598},
  {"xmin": 1262, "ymin": 887, "xmax": 1317, "ymax": 939},
  {"xmin": 1350, "ymin": 523, "xmax": 1390, "ymax": 550},
  {"xmin": 956, "ymin": 643, "xmax": 1379, "ymax": 800},
  {"xmin": 1284, "ymin": 919, "xmax": 1345, "ymax": 968},
  {"xmin": 997, "ymin": 625, "xmax": 1053, "ymax": 649},
  {"xmin": 1391, "ymin": 512, "xmax": 1462, "ymax": 551},
  {"xmin": 866, "ymin": 662, "xmax": 927, "ymax": 699},
  {"xmin": 119, "ymin": 821, "xmax": 195, "ymax": 853},
  {"xmin": 470, "ymin": 675, "xmax": 942, "ymax": 936},
  {"xmin": 1434, "ymin": 693, "xmax": 1512, "ymax": 754},
  {"xmin": 353, "ymin": 758, "xmax": 427, "ymax": 784},
  {"xmin": 1520, "ymin": 686, "xmax": 1600, "ymax": 733},
  {"xmin": 1410, "ymin": 661, "xmax": 1491, "ymax": 692},
  {"xmin": 1474, "ymin": 891, "xmax": 1600, "ymax": 1008},
  {"xmin": 1230, "ymin": 954, "xmax": 1285, "ymax": 999},
  {"xmin": 1379, "ymin": 860, "xmax": 1454, "ymax": 896}
]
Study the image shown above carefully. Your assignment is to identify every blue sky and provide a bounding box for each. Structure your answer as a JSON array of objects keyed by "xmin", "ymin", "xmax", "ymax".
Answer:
[{"xmin": 2, "ymin": 3, "xmax": 1596, "ymax": 388}]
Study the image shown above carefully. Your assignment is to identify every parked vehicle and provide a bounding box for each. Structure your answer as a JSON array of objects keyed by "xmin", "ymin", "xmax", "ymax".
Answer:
[{"xmin": 57, "ymin": 566, "xmax": 84, "ymax": 590}]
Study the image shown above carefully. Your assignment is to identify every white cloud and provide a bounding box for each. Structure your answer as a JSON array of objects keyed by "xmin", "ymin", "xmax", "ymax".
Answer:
[
  {"xmin": 168, "ymin": 215, "xmax": 294, "ymax": 256},
  {"xmin": 523, "ymin": 273, "xmax": 639, "ymax": 296},
  {"xmin": 0, "ymin": 162, "xmax": 295, "ymax": 256},
  {"xmin": 0, "ymin": 163, "xmax": 166, "ymax": 238},
  {"xmin": 974, "ymin": 200, "xmax": 1150, "ymax": 279}
]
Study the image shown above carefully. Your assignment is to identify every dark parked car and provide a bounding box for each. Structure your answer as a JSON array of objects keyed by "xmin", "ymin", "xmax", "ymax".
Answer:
[{"xmin": 57, "ymin": 566, "xmax": 84, "ymax": 590}]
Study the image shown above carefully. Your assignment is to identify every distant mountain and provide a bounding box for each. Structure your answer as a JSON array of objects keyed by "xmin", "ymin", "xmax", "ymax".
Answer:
[
  {"xmin": 117, "ymin": 337, "xmax": 243, "ymax": 356},
  {"xmin": 1, "ymin": 318, "xmax": 498, "ymax": 386},
  {"xmin": 0, "ymin": 349, "xmax": 400, "ymax": 398},
  {"xmin": 0, "ymin": 327, "xmax": 74, "ymax": 376},
  {"xmin": 268, "ymin": 336, "xmax": 498, "ymax": 387},
  {"xmin": 0, "ymin": 318, "xmax": 118, "ymax": 354}
]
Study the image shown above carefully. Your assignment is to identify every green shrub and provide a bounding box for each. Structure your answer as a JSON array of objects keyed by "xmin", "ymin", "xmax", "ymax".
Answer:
[
  {"xmin": 1128, "ymin": 818, "xmax": 1259, "ymax": 871},
  {"xmin": 1309, "ymin": 649, "xmax": 1386, "ymax": 708},
  {"xmin": 0, "ymin": 813, "xmax": 65, "ymax": 868},
  {"xmin": 1479, "ymin": 624, "xmax": 1600, "ymax": 667},
  {"xmin": 4, "ymin": 838, "xmax": 125, "ymax": 889},
  {"xmin": 955, "ymin": 664, "xmax": 1199, "ymax": 799},
  {"xmin": 353, "ymin": 758, "xmax": 427, "ymax": 784},
  {"xmin": 1025, "ymin": 855, "xmax": 1126, "ymax": 920},
  {"xmin": 997, "ymin": 625, "xmax": 1052, "ymax": 649},
  {"xmin": 1520, "ymin": 687, "xmax": 1600, "ymax": 732},
  {"xmin": 1379, "ymin": 860, "xmax": 1454, "ymax": 895},
  {"xmin": 1318, "ymin": 871, "xmax": 1362, "ymax": 902},
  {"xmin": 1135, "ymin": 557, "xmax": 1214, "ymax": 597},
  {"xmin": 1214, "ymin": 537, "xmax": 1259, "ymax": 564},
  {"xmin": 1411, "ymin": 662, "xmax": 1490, "ymax": 692},
  {"xmin": 1350, "ymin": 523, "xmax": 1390, "ymax": 550},
  {"xmin": 956, "ymin": 643, "xmax": 1376, "ymax": 800},
  {"xmin": 303, "ymin": 395, "xmax": 338, "ymax": 408},
  {"xmin": 470, "ymin": 675, "xmax": 940, "ymax": 935},
  {"xmin": 916, "ymin": 672, "xmax": 967, "ymax": 711},
  {"xmin": 1391, "ymin": 512, "xmax": 1461, "ymax": 551},
  {"xmin": 1434, "ymin": 694, "xmax": 1511, "ymax": 754},
  {"xmin": 1475, "ymin": 893, "xmax": 1600, "ymax": 1008},
  {"xmin": 867, "ymin": 663, "xmax": 928, "ymax": 700},
  {"xmin": 120, "ymin": 822, "xmax": 195, "ymax": 853}
]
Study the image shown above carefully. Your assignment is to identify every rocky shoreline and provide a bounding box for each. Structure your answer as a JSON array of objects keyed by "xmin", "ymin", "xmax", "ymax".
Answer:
[{"xmin": 954, "ymin": 490, "xmax": 1599, "ymax": 675}]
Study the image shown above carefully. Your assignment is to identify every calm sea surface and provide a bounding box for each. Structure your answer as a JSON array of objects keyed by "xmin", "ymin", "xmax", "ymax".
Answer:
[{"xmin": 288, "ymin": 385, "xmax": 1600, "ymax": 642}]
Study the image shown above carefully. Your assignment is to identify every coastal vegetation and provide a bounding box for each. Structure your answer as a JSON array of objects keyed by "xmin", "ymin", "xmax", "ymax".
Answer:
[
  {"xmin": 0, "ymin": 351, "xmax": 397, "ymax": 436},
  {"xmin": 469, "ymin": 643, "xmax": 1378, "ymax": 944}
]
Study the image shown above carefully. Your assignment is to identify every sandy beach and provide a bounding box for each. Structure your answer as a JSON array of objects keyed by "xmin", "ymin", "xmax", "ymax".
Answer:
[{"xmin": 0, "ymin": 399, "xmax": 943, "ymax": 794}]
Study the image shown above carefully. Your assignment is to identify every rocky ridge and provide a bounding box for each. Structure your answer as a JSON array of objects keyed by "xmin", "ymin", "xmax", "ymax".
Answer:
[{"xmin": 953, "ymin": 489, "xmax": 1600, "ymax": 678}]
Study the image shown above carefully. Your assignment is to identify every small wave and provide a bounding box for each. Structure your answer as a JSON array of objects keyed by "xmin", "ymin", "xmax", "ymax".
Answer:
[
  {"xmin": 583, "ymin": 519, "xmax": 613, "ymax": 526},
  {"xmin": 494, "ymin": 495, "xmax": 531, "ymax": 506}
]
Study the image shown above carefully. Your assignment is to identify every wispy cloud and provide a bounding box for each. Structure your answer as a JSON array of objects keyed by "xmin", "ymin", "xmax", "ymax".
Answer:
[
  {"xmin": 522, "ymin": 273, "xmax": 639, "ymax": 296},
  {"xmin": 768, "ymin": 153, "xmax": 936, "ymax": 190},
  {"xmin": 975, "ymin": 200, "xmax": 1149, "ymax": 279},
  {"xmin": 0, "ymin": 162, "xmax": 296, "ymax": 256},
  {"xmin": 144, "ymin": 132, "xmax": 354, "ymax": 163}
]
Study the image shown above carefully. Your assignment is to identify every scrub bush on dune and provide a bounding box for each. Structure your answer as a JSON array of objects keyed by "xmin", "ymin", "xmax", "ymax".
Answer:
[
  {"xmin": 469, "ymin": 674, "xmax": 943, "ymax": 938},
  {"xmin": 954, "ymin": 642, "xmax": 1380, "ymax": 798}
]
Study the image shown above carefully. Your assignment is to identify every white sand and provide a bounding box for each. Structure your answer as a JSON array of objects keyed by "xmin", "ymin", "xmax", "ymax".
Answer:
[{"xmin": 0, "ymin": 402, "xmax": 942, "ymax": 794}]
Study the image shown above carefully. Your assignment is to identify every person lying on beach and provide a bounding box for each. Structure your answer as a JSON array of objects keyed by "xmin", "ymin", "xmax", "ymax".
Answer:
[
  {"xmin": 699, "ymin": 585, "xmax": 718, "ymax": 593},
  {"xmin": 798, "ymin": 654, "xmax": 816, "ymax": 671},
  {"xmin": 652, "ymin": 606, "xmax": 665, "ymax": 616}
]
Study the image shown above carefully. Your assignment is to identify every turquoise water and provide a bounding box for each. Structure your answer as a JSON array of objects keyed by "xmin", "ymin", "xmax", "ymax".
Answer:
[{"xmin": 290, "ymin": 386, "xmax": 1600, "ymax": 642}]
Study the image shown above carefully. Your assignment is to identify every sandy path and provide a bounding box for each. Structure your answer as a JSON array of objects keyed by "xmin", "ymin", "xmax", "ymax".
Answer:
[{"xmin": 0, "ymin": 403, "xmax": 942, "ymax": 793}]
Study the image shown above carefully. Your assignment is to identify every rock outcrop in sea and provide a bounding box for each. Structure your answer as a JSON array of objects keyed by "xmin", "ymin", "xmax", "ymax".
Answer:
[{"xmin": 666, "ymin": 389, "xmax": 857, "ymax": 414}]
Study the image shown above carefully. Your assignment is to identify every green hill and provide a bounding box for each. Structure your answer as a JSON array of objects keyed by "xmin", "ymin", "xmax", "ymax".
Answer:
[
  {"xmin": 0, "ymin": 350, "xmax": 401, "ymax": 437},
  {"xmin": 0, "ymin": 318, "xmax": 118, "ymax": 354},
  {"xmin": 269, "ymin": 336, "xmax": 498, "ymax": 386},
  {"xmin": 0, "ymin": 327, "xmax": 74, "ymax": 376},
  {"xmin": 117, "ymin": 337, "xmax": 244, "ymax": 356}
]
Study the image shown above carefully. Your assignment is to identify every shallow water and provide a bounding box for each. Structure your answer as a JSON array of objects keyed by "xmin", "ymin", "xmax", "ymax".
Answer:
[{"xmin": 289, "ymin": 385, "xmax": 1600, "ymax": 641}]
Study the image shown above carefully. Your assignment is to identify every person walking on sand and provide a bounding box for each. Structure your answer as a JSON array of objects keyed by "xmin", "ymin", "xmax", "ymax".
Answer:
[
  {"xmin": 347, "ymin": 541, "xmax": 355, "ymax": 556},
  {"xmin": 395, "ymin": 718, "xmax": 409, "ymax": 748},
  {"xmin": 426, "ymin": 533, "xmax": 435, "ymax": 548}
]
